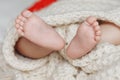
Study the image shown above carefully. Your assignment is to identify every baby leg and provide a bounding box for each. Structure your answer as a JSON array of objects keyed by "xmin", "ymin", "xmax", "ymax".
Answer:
[
  {"xmin": 67, "ymin": 17, "xmax": 120, "ymax": 59},
  {"xmin": 100, "ymin": 22, "xmax": 120, "ymax": 45},
  {"xmin": 15, "ymin": 38, "xmax": 54, "ymax": 58}
]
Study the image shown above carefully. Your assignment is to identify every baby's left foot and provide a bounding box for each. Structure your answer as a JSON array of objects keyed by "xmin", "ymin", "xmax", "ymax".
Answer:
[
  {"xmin": 66, "ymin": 17, "xmax": 101, "ymax": 59},
  {"xmin": 15, "ymin": 10, "xmax": 65, "ymax": 50}
]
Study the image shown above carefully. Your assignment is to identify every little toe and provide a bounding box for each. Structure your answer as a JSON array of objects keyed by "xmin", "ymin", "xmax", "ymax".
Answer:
[
  {"xmin": 86, "ymin": 16, "xmax": 97, "ymax": 25},
  {"xmin": 94, "ymin": 25, "xmax": 100, "ymax": 31},
  {"xmin": 15, "ymin": 19, "xmax": 21, "ymax": 24},
  {"xmin": 18, "ymin": 14, "xmax": 27, "ymax": 22},
  {"xmin": 95, "ymin": 36, "xmax": 100, "ymax": 42},
  {"xmin": 15, "ymin": 24, "xmax": 21, "ymax": 29},
  {"xmin": 17, "ymin": 28, "xmax": 24, "ymax": 36},
  {"xmin": 19, "ymin": 21, "xmax": 24, "ymax": 26},
  {"xmin": 21, "ymin": 17, "xmax": 27, "ymax": 22},
  {"xmin": 96, "ymin": 31, "xmax": 101, "ymax": 36},
  {"xmin": 22, "ymin": 10, "xmax": 32, "ymax": 18},
  {"xmin": 19, "ymin": 26, "xmax": 24, "ymax": 31},
  {"xmin": 18, "ymin": 15, "xmax": 24, "ymax": 20}
]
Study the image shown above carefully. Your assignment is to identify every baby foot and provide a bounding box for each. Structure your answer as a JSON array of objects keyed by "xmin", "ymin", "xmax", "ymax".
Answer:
[
  {"xmin": 66, "ymin": 16, "xmax": 101, "ymax": 59},
  {"xmin": 15, "ymin": 10, "xmax": 65, "ymax": 50}
]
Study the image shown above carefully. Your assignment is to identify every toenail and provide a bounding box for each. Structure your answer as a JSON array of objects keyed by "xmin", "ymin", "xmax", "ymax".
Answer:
[
  {"xmin": 23, "ymin": 10, "xmax": 32, "ymax": 17},
  {"xmin": 26, "ymin": 12, "xmax": 32, "ymax": 17},
  {"xmin": 87, "ymin": 16, "xmax": 96, "ymax": 24},
  {"xmin": 20, "ymin": 21, "xmax": 24, "ymax": 25},
  {"xmin": 89, "ymin": 16, "xmax": 96, "ymax": 20}
]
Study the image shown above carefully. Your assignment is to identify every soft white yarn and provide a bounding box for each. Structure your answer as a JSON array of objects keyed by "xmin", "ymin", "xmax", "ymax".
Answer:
[{"xmin": 2, "ymin": 0, "xmax": 120, "ymax": 80}]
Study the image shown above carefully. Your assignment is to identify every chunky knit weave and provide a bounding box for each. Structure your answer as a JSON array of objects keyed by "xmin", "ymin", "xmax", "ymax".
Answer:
[{"xmin": 2, "ymin": 0, "xmax": 120, "ymax": 80}]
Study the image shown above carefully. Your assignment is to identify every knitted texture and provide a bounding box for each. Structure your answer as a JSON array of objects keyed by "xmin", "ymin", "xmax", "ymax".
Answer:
[{"xmin": 2, "ymin": 0, "xmax": 120, "ymax": 80}]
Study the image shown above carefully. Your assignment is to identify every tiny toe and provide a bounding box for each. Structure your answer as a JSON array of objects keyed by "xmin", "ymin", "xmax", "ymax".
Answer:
[
  {"xmin": 18, "ymin": 15, "xmax": 27, "ymax": 22},
  {"xmin": 21, "ymin": 17, "xmax": 27, "ymax": 22},
  {"xmin": 19, "ymin": 26, "xmax": 24, "ymax": 30},
  {"xmin": 93, "ymin": 21, "xmax": 99, "ymax": 27},
  {"xmin": 94, "ymin": 26, "xmax": 100, "ymax": 31},
  {"xmin": 96, "ymin": 31, "xmax": 101, "ymax": 36},
  {"xmin": 15, "ymin": 24, "xmax": 20, "ymax": 29},
  {"xmin": 86, "ymin": 16, "xmax": 97, "ymax": 25},
  {"xmin": 18, "ymin": 15, "xmax": 23, "ymax": 20},
  {"xmin": 15, "ymin": 19, "xmax": 21, "ymax": 24},
  {"xmin": 95, "ymin": 36, "xmax": 100, "ymax": 42},
  {"xmin": 19, "ymin": 21, "xmax": 24, "ymax": 26},
  {"xmin": 22, "ymin": 10, "xmax": 32, "ymax": 18},
  {"xmin": 17, "ymin": 29, "xmax": 24, "ymax": 36}
]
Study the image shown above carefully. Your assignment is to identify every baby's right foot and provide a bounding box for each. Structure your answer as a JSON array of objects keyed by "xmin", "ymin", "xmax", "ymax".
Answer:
[
  {"xmin": 66, "ymin": 17, "xmax": 101, "ymax": 59},
  {"xmin": 15, "ymin": 10, "xmax": 65, "ymax": 50}
]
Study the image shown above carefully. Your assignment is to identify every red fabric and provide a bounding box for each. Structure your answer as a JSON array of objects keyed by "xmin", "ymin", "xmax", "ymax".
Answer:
[{"xmin": 28, "ymin": 0, "xmax": 57, "ymax": 12}]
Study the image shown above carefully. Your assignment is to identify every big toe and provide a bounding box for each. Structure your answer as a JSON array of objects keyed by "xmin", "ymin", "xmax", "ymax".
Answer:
[
  {"xmin": 22, "ymin": 10, "xmax": 33, "ymax": 18},
  {"xmin": 86, "ymin": 16, "xmax": 97, "ymax": 25}
]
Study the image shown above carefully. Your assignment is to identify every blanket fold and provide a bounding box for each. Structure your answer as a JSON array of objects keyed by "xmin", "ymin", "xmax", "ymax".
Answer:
[{"xmin": 2, "ymin": 0, "xmax": 120, "ymax": 80}]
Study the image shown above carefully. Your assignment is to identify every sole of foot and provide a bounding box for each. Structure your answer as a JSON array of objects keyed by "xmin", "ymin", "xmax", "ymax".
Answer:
[
  {"xmin": 15, "ymin": 10, "xmax": 65, "ymax": 50},
  {"xmin": 66, "ymin": 16, "xmax": 101, "ymax": 59}
]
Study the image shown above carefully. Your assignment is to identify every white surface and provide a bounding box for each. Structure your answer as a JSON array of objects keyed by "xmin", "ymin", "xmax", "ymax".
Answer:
[{"xmin": 0, "ymin": 0, "xmax": 34, "ymax": 43}]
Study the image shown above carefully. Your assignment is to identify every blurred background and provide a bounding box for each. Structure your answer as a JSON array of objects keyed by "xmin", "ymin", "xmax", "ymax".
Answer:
[{"xmin": 0, "ymin": 0, "xmax": 35, "ymax": 43}]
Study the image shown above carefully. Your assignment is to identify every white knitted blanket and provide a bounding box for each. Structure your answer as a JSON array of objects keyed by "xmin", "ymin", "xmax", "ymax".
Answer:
[{"xmin": 2, "ymin": 0, "xmax": 120, "ymax": 80}]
